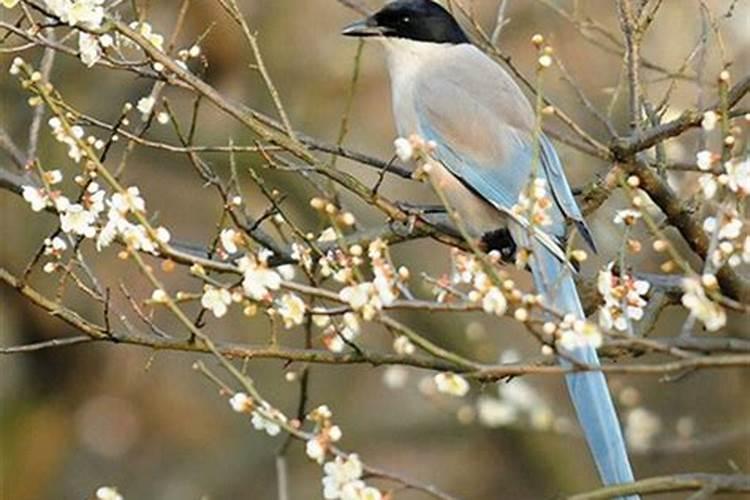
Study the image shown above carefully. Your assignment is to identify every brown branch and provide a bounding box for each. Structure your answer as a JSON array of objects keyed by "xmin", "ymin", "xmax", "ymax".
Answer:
[{"xmin": 569, "ymin": 473, "xmax": 750, "ymax": 499}]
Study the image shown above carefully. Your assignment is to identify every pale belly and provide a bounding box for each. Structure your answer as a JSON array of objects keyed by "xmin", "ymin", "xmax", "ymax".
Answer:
[{"xmin": 429, "ymin": 160, "xmax": 508, "ymax": 238}]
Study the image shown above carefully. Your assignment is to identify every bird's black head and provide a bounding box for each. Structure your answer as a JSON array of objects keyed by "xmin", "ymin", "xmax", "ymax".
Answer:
[{"xmin": 342, "ymin": 0, "xmax": 470, "ymax": 45}]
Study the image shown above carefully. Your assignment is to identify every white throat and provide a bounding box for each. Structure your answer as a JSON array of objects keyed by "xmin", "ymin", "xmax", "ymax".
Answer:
[
  {"xmin": 380, "ymin": 38, "xmax": 447, "ymax": 136},
  {"xmin": 381, "ymin": 38, "xmax": 445, "ymax": 80}
]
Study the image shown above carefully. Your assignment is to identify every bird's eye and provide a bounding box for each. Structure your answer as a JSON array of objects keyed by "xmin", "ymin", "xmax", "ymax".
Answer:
[{"xmin": 402, "ymin": 16, "xmax": 411, "ymax": 23}]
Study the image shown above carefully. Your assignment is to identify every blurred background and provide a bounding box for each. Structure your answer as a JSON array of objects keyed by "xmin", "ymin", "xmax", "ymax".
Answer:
[{"xmin": 1, "ymin": 1, "xmax": 749, "ymax": 499}]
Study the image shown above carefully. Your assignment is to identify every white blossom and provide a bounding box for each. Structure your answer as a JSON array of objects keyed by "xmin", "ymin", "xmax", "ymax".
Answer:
[
  {"xmin": 60, "ymin": 203, "xmax": 97, "ymax": 238},
  {"xmin": 481, "ymin": 286, "xmax": 508, "ymax": 316},
  {"xmin": 22, "ymin": 186, "xmax": 48, "ymax": 212},
  {"xmin": 220, "ymin": 228, "xmax": 239, "ymax": 254},
  {"xmin": 322, "ymin": 454, "xmax": 364, "ymax": 499},
  {"xmin": 201, "ymin": 285, "xmax": 232, "ymax": 318},
  {"xmin": 238, "ymin": 255, "xmax": 282, "ymax": 301},
  {"xmin": 339, "ymin": 282, "xmax": 381, "ymax": 320},
  {"xmin": 597, "ymin": 264, "xmax": 650, "ymax": 332},
  {"xmin": 681, "ymin": 277, "xmax": 726, "ymax": 332},
  {"xmin": 150, "ymin": 289, "xmax": 168, "ymax": 304},
  {"xmin": 306, "ymin": 437, "xmax": 326, "ymax": 463},
  {"xmin": 110, "ymin": 187, "xmax": 145, "ymax": 214},
  {"xmin": 557, "ymin": 316, "xmax": 603, "ymax": 350},
  {"xmin": 128, "ymin": 22, "xmax": 164, "ymax": 51},
  {"xmin": 44, "ymin": 169, "xmax": 63, "ymax": 185},
  {"xmin": 277, "ymin": 293, "xmax": 306, "ymax": 328},
  {"xmin": 613, "ymin": 209, "xmax": 641, "ymax": 225},
  {"xmin": 434, "ymin": 372, "xmax": 470, "ymax": 397},
  {"xmin": 136, "ymin": 96, "xmax": 155, "ymax": 120},
  {"xmin": 701, "ymin": 110, "xmax": 718, "ymax": 131},
  {"xmin": 229, "ymin": 392, "xmax": 253, "ymax": 413},
  {"xmin": 251, "ymin": 411, "xmax": 282, "ymax": 436},
  {"xmin": 2, "ymin": 0, "xmax": 20, "ymax": 9},
  {"xmin": 44, "ymin": 236, "xmax": 68, "ymax": 255},
  {"xmin": 78, "ymin": 32, "xmax": 101, "ymax": 67},
  {"xmin": 725, "ymin": 158, "xmax": 750, "ymax": 195},
  {"xmin": 696, "ymin": 150, "xmax": 714, "ymax": 171},
  {"xmin": 95, "ymin": 486, "xmax": 123, "ymax": 500},
  {"xmin": 277, "ymin": 264, "xmax": 296, "ymax": 281},
  {"xmin": 393, "ymin": 137, "xmax": 413, "ymax": 162},
  {"xmin": 698, "ymin": 173, "xmax": 718, "ymax": 199},
  {"xmin": 45, "ymin": 0, "xmax": 105, "ymax": 28}
]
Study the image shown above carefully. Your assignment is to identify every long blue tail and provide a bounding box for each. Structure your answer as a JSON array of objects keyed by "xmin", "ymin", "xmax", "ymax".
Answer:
[{"xmin": 520, "ymin": 231, "xmax": 637, "ymax": 497}]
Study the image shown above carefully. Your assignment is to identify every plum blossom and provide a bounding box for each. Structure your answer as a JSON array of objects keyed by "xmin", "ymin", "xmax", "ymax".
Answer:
[
  {"xmin": 339, "ymin": 282, "xmax": 381, "ymax": 320},
  {"xmin": 128, "ymin": 22, "xmax": 165, "ymax": 51},
  {"xmin": 44, "ymin": 236, "xmax": 68, "ymax": 256},
  {"xmin": 306, "ymin": 437, "xmax": 326, "ymax": 463},
  {"xmin": 696, "ymin": 150, "xmax": 714, "ymax": 171},
  {"xmin": 613, "ymin": 209, "xmax": 641, "ymax": 226},
  {"xmin": 201, "ymin": 285, "xmax": 232, "ymax": 318},
  {"xmin": 393, "ymin": 137, "xmax": 413, "ymax": 162},
  {"xmin": 45, "ymin": 0, "xmax": 105, "ymax": 28},
  {"xmin": 238, "ymin": 255, "xmax": 282, "ymax": 301},
  {"xmin": 698, "ymin": 173, "xmax": 718, "ymax": 199},
  {"xmin": 136, "ymin": 96, "xmax": 155, "ymax": 120},
  {"xmin": 512, "ymin": 177, "xmax": 553, "ymax": 227},
  {"xmin": 111, "ymin": 187, "xmax": 146, "ymax": 214},
  {"xmin": 434, "ymin": 372, "xmax": 470, "ymax": 397},
  {"xmin": 557, "ymin": 315, "xmax": 603, "ymax": 350},
  {"xmin": 703, "ymin": 215, "xmax": 742, "ymax": 241},
  {"xmin": 481, "ymin": 286, "xmax": 508, "ymax": 316},
  {"xmin": 701, "ymin": 110, "xmax": 718, "ymax": 131},
  {"xmin": 220, "ymin": 228, "xmax": 239, "ymax": 254},
  {"xmin": 681, "ymin": 277, "xmax": 726, "ymax": 332},
  {"xmin": 322, "ymin": 454, "xmax": 380, "ymax": 500},
  {"xmin": 251, "ymin": 410, "xmax": 282, "ymax": 437},
  {"xmin": 48, "ymin": 116, "xmax": 85, "ymax": 162},
  {"xmin": 229, "ymin": 392, "xmax": 253, "ymax": 413},
  {"xmin": 2, "ymin": 0, "xmax": 20, "ymax": 9},
  {"xmin": 369, "ymin": 239, "xmax": 399, "ymax": 306},
  {"xmin": 78, "ymin": 32, "xmax": 101, "ymax": 66},
  {"xmin": 95, "ymin": 486, "xmax": 123, "ymax": 500},
  {"xmin": 725, "ymin": 158, "xmax": 749, "ymax": 195},
  {"xmin": 277, "ymin": 293, "xmax": 306, "ymax": 328},
  {"xmin": 322, "ymin": 313, "xmax": 360, "ymax": 352},
  {"xmin": 597, "ymin": 264, "xmax": 650, "ymax": 332},
  {"xmin": 22, "ymin": 186, "xmax": 48, "ymax": 212},
  {"xmin": 60, "ymin": 203, "xmax": 97, "ymax": 238}
]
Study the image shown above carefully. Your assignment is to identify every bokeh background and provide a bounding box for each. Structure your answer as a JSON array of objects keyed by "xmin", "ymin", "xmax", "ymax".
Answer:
[{"xmin": 1, "ymin": 1, "xmax": 749, "ymax": 499}]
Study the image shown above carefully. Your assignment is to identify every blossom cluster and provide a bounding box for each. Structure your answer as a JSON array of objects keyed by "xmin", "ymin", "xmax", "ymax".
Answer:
[
  {"xmin": 597, "ymin": 263, "xmax": 650, "ymax": 332},
  {"xmin": 229, "ymin": 393, "xmax": 287, "ymax": 437},
  {"xmin": 322, "ymin": 454, "xmax": 382, "ymax": 500},
  {"xmin": 22, "ymin": 168, "xmax": 171, "ymax": 272},
  {"xmin": 512, "ymin": 177, "xmax": 554, "ymax": 229}
]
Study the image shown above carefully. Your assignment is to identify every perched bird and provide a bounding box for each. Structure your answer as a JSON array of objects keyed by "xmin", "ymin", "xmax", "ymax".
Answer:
[{"xmin": 342, "ymin": 0, "xmax": 637, "ymax": 495}]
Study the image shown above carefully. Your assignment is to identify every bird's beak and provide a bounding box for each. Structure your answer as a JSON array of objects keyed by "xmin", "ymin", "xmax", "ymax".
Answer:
[{"xmin": 341, "ymin": 17, "xmax": 385, "ymax": 37}]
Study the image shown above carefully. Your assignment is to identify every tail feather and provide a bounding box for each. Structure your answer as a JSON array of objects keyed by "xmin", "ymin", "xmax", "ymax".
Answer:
[{"xmin": 512, "ymin": 227, "xmax": 638, "ymax": 497}]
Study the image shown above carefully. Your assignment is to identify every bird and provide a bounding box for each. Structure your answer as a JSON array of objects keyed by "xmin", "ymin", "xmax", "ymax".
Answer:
[{"xmin": 342, "ymin": 0, "xmax": 637, "ymax": 495}]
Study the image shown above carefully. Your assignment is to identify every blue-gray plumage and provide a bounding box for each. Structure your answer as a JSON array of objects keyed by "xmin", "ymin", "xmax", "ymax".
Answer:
[{"xmin": 343, "ymin": 1, "xmax": 637, "ymax": 495}]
